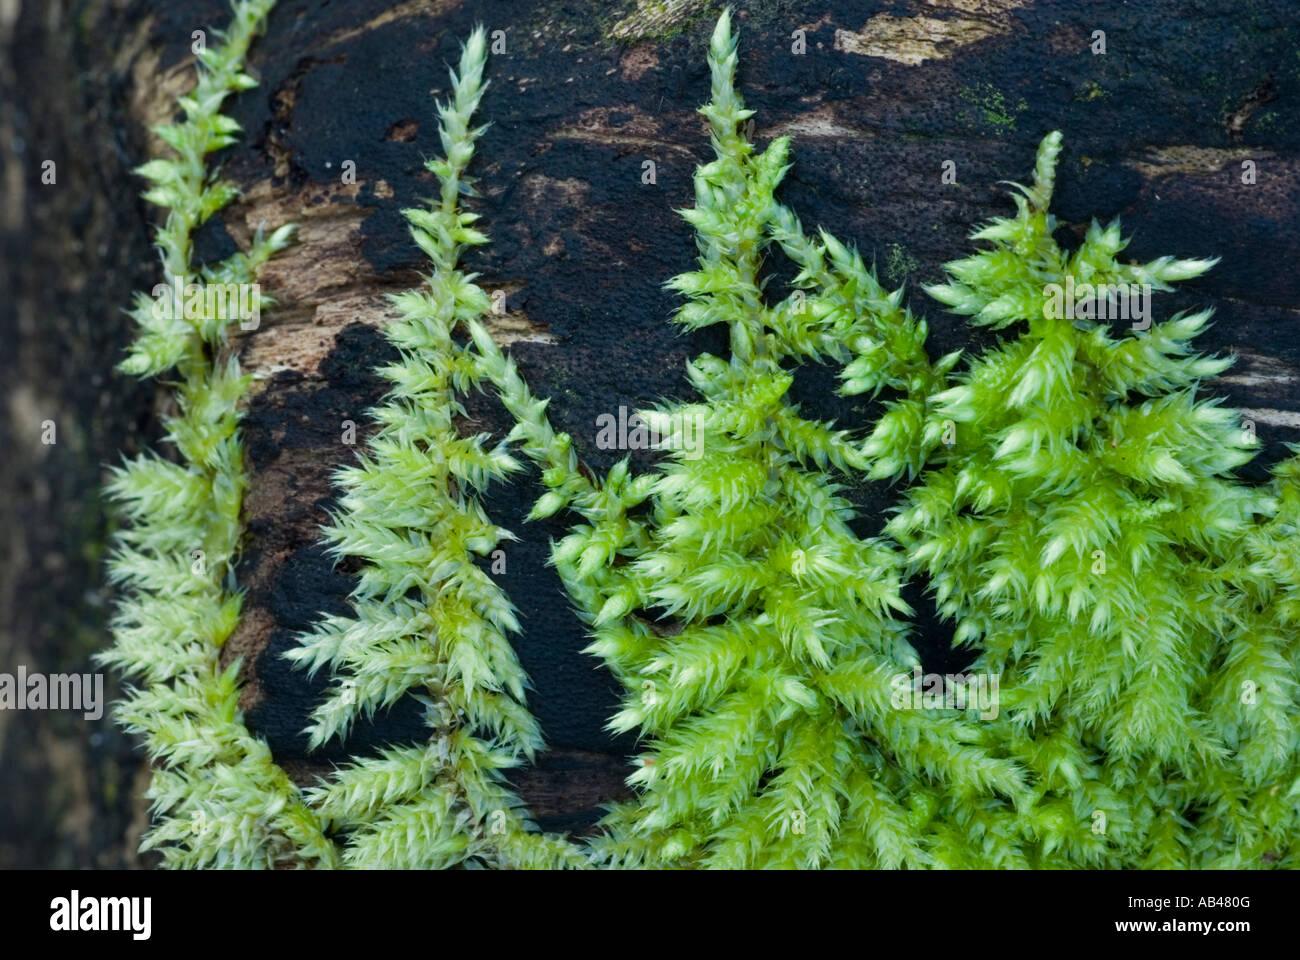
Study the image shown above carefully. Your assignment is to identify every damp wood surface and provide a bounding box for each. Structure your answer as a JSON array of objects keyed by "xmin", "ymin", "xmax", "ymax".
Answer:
[{"xmin": 2, "ymin": 0, "xmax": 1299, "ymax": 862}]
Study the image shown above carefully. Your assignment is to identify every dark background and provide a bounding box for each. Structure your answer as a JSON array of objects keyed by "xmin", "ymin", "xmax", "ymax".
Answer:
[{"xmin": 2, "ymin": 0, "xmax": 1298, "ymax": 867}]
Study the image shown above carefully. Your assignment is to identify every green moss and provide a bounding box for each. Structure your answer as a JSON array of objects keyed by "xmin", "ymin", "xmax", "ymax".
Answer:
[
  {"xmin": 959, "ymin": 82, "xmax": 1027, "ymax": 135},
  {"xmin": 1074, "ymin": 80, "xmax": 1108, "ymax": 102},
  {"xmin": 101, "ymin": 2, "xmax": 1300, "ymax": 873},
  {"xmin": 503, "ymin": 10, "xmax": 1022, "ymax": 869},
  {"xmin": 102, "ymin": 0, "xmax": 336, "ymax": 871},
  {"xmin": 883, "ymin": 243, "xmax": 921, "ymax": 287},
  {"xmin": 875, "ymin": 131, "xmax": 1300, "ymax": 867},
  {"xmin": 287, "ymin": 29, "xmax": 588, "ymax": 871}
]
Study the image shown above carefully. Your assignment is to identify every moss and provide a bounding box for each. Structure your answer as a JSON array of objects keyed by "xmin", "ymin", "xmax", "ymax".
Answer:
[
  {"xmin": 883, "ymin": 243, "xmax": 921, "ymax": 287},
  {"xmin": 286, "ymin": 28, "xmax": 589, "ymax": 870},
  {"xmin": 958, "ymin": 82, "xmax": 1027, "ymax": 135},
  {"xmin": 1074, "ymin": 80, "xmax": 1108, "ymax": 102},
  {"xmin": 500, "ymin": 10, "xmax": 1022, "ymax": 869},
  {"xmin": 885, "ymin": 132, "xmax": 1300, "ymax": 866},
  {"xmin": 102, "ymin": 0, "xmax": 336, "ymax": 870},
  {"xmin": 99, "ymin": 1, "xmax": 1300, "ymax": 873}
]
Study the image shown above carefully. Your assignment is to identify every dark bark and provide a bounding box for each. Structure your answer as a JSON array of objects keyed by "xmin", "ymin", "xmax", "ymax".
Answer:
[
  {"xmin": 3, "ymin": 0, "xmax": 1299, "ymax": 865},
  {"xmin": 0, "ymin": 0, "xmax": 162, "ymax": 867}
]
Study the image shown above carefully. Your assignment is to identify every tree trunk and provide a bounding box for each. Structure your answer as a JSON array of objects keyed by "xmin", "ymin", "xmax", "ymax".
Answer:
[{"xmin": 3, "ymin": 0, "xmax": 1298, "ymax": 865}]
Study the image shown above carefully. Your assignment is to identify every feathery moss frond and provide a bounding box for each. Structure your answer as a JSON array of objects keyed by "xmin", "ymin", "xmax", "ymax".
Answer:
[
  {"xmin": 102, "ymin": 0, "xmax": 335, "ymax": 869},
  {"xmin": 884, "ymin": 131, "xmax": 1297, "ymax": 867},
  {"xmin": 287, "ymin": 27, "xmax": 587, "ymax": 870},
  {"xmin": 104, "ymin": 4, "xmax": 1298, "ymax": 873},
  {"xmin": 493, "ymin": 9, "xmax": 1030, "ymax": 869}
]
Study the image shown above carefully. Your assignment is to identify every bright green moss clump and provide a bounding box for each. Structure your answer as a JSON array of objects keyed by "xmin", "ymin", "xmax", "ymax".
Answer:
[
  {"xmin": 101, "ymin": 0, "xmax": 335, "ymax": 869},
  {"xmin": 102, "ymin": 2, "xmax": 1297, "ymax": 872},
  {"xmin": 503, "ymin": 11, "xmax": 1029, "ymax": 868},
  {"xmin": 287, "ymin": 28, "xmax": 585, "ymax": 870},
  {"xmin": 872, "ymin": 131, "xmax": 1300, "ymax": 867}
]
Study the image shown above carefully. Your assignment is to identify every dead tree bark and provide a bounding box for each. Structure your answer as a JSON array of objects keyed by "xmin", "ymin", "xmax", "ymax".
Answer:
[{"xmin": 3, "ymin": 0, "xmax": 1299, "ymax": 864}]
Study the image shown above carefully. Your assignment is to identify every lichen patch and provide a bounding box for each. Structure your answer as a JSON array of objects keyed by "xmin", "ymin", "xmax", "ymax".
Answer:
[
  {"xmin": 1127, "ymin": 145, "xmax": 1275, "ymax": 178},
  {"xmin": 608, "ymin": 0, "xmax": 712, "ymax": 43},
  {"xmin": 834, "ymin": 0, "xmax": 1026, "ymax": 67}
]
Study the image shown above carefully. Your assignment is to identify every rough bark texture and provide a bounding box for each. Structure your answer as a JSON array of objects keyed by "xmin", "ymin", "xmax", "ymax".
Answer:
[{"xmin": 3, "ymin": 0, "xmax": 1299, "ymax": 865}]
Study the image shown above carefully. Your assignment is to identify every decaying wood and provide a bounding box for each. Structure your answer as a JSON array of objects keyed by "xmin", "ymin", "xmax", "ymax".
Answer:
[{"xmin": 3, "ymin": 0, "xmax": 1299, "ymax": 863}]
